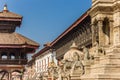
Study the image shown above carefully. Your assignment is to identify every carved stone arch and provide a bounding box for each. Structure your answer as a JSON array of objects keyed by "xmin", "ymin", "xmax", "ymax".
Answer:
[{"xmin": 102, "ymin": 17, "xmax": 110, "ymax": 45}]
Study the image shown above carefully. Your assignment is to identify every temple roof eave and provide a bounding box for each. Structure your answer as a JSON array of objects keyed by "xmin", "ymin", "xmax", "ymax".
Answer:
[
  {"xmin": 0, "ymin": 44, "xmax": 39, "ymax": 53},
  {"xmin": 0, "ymin": 32, "xmax": 39, "ymax": 47},
  {"xmin": 0, "ymin": 11, "xmax": 23, "ymax": 19},
  {"xmin": 50, "ymin": 10, "xmax": 90, "ymax": 47},
  {"xmin": 0, "ymin": 44, "xmax": 39, "ymax": 49},
  {"xmin": 0, "ymin": 17, "xmax": 22, "ymax": 22}
]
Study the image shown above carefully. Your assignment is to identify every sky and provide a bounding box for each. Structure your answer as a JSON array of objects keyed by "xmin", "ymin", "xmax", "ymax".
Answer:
[{"xmin": 0, "ymin": 0, "xmax": 92, "ymax": 50}]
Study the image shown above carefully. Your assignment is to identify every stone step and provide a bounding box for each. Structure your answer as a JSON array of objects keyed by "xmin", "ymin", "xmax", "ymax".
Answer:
[
  {"xmin": 81, "ymin": 73, "xmax": 120, "ymax": 80},
  {"xmin": 99, "ymin": 55, "xmax": 120, "ymax": 65},
  {"xmin": 90, "ymin": 64, "xmax": 120, "ymax": 74},
  {"xmin": 70, "ymin": 75, "xmax": 81, "ymax": 80},
  {"xmin": 93, "ymin": 50, "xmax": 120, "ymax": 65}
]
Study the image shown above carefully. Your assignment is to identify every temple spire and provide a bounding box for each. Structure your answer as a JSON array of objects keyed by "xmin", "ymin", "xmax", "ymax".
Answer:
[{"xmin": 3, "ymin": 4, "xmax": 9, "ymax": 12}]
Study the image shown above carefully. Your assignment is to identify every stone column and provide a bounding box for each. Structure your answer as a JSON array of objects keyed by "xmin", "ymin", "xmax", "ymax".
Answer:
[
  {"xmin": 91, "ymin": 23, "xmax": 96, "ymax": 46},
  {"xmin": 109, "ymin": 20, "xmax": 114, "ymax": 45},
  {"xmin": 113, "ymin": 27, "xmax": 120, "ymax": 46},
  {"xmin": 98, "ymin": 20, "xmax": 104, "ymax": 47}
]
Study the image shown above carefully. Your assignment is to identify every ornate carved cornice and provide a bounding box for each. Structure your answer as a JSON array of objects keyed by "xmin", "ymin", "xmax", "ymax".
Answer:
[
  {"xmin": 92, "ymin": 0, "xmax": 114, "ymax": 8},
  {"xmin": 89, "ymin": 6, "xmax": 113, "ymax": 18},
  {"xmin": 113, "ymin": 2, "xmax": 120, "ymax": 12}
]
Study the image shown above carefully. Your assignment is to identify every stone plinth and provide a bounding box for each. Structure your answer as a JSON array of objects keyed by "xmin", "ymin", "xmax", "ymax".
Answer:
[{"xmin": 81, "ymin": 48, "xmax": 120, "ymax": 80}]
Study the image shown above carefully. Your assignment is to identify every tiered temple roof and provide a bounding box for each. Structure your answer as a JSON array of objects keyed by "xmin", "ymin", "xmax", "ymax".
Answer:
[
  {"xmin": 0, "ymin": 33, "xmax": 39, "ymax": 48},
  {"xmin": 0, "ymin": 4, "xmax": 22, "ymax": 22},
  {"xmin": 0, "ymin": 4, "xmax": 39, "ymax": 50}
]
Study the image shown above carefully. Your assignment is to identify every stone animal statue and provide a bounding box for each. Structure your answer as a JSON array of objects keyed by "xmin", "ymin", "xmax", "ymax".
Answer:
[
  {"xmin": 71, "ymin": 52, "xmax": 85, "ymax": 75},
  {"xmin": 61, "ymin": 60, "xmax": 73, "ymax": 72}
]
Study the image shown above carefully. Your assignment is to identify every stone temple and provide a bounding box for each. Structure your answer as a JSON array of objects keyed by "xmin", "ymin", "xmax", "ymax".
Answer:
[{"xmin": 46, "ymin": 0, "xmax": 120, "ymax": 80}]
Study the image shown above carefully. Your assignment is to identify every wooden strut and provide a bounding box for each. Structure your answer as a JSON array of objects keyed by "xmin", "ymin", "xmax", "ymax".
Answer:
[{"xmin": 0, "ymin": 72, "xmax": 6, "ymax": 80}]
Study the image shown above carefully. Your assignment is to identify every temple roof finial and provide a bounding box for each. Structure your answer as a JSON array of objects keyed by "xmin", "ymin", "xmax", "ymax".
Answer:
[{"xmin": 3, "ymin": 4, "xmax": 9, "ymax": 12}]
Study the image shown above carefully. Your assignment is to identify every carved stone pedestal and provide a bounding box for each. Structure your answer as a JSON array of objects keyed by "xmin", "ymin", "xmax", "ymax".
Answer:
[{"xmin": 70, "ymin": 69, "xmax": 83, "ymax": 80}]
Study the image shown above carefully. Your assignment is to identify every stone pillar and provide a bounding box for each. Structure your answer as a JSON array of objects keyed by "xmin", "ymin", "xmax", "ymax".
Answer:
[
  {"xmin": 113, "ymin": 27, "xmax": 120, "ymax": 46},
  {"xmin": 109, "ymin": 20, "xmax": 114, "ymax": 46},
  {"xmin": 98, "ymin": 20, "xmax": 104, "ymax": 47},
  {"xmin": 91, "ymin": 23, "xmax": 96, "ymax": 46},
  {"xmin": 113, "ymin": 6, "xmax": 120, "ymax": 47}
]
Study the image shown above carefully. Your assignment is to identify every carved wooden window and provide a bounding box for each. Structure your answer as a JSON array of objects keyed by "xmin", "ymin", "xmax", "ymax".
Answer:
[
  {"xmin": 10, "ymin": 53, "xmax": 15, "ymax": 59},
  {"xmin": 1, "ymin": 52, "xmax": 7, "ymax": 59}
]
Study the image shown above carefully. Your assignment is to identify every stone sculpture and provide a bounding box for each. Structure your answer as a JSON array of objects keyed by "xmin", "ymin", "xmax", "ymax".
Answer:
[
  {"xmin": 82, "ymin": 46, "xmax": 90, "ymax": 60},
  {"xmin": 48, "ymin": 42, "xmax": 85, "ymax": 80},
  {"xmin": 93, "ymin": 41, "xmax": 106, "ymax": 56},
  {"xmin": 71, "ymin": 52, "xmax": 84, "ymax": 75}
]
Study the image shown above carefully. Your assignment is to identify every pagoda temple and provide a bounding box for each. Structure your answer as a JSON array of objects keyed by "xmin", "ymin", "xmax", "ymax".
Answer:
[{"xmin": 0, "ymin": 5, "xmax": 39, "ymax": 80}]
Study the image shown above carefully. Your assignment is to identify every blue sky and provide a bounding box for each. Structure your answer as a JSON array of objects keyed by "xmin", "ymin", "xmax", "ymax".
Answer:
[{"xmin": 0, "ymin": 0, "xmax": 92, "ymax": 49}]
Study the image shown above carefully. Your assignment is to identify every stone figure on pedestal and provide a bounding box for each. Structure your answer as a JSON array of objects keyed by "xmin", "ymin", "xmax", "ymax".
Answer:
[
  {"xmin": 71, "ymin": 52, "xmax": 84, "ymax": 75},
  {"xmin": 47, "ymin": 42, "xmax": 85, "ymax": 80},
  {"xmin": 82, "ymin": 46, "xmax": 90, "ymax": 60}
]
